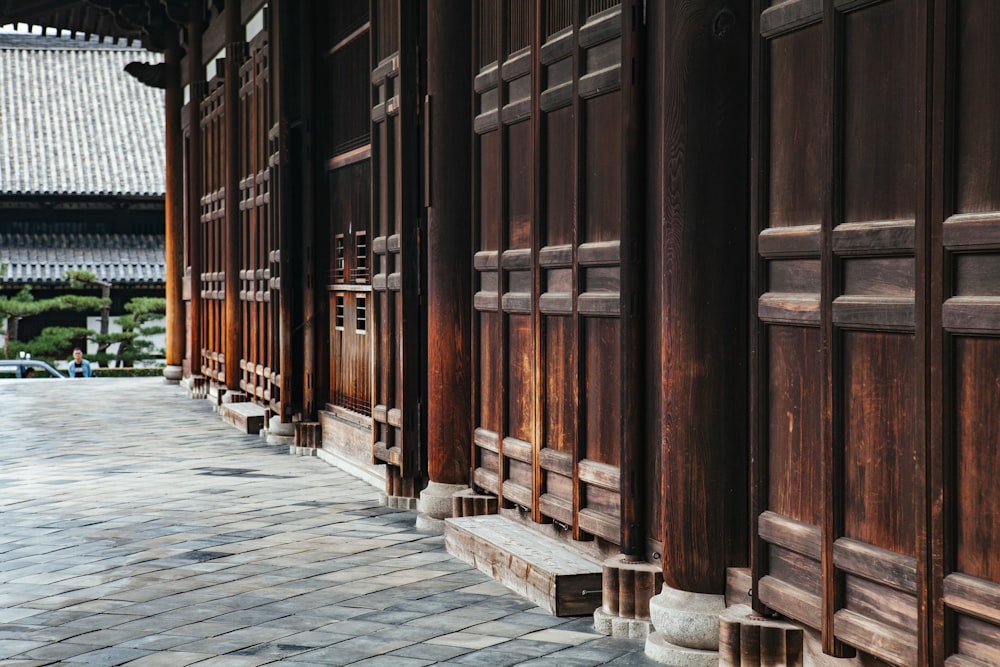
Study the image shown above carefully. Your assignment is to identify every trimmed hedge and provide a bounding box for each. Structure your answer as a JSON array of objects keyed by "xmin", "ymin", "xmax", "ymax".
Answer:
[{"xmin": 93, "ymin": 367, "xmax": 166, "ymax": 378}]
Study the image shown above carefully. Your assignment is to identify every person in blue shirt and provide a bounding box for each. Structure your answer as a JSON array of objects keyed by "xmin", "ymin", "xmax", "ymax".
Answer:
[{"xmin": 69, "ymin": 348, "xmax": 93, "ymax": 378}]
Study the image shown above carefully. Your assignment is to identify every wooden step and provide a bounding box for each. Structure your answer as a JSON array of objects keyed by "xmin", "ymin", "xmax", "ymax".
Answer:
[
  {"xmin": 444, "ymin": 514, "xmax": 603, "ymax": 616},
  {"xmin": 219, "ymin": 401, "xmax": 266, "ymax": 435}
]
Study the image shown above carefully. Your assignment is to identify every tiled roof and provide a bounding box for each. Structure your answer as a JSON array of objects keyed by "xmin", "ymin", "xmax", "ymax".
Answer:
[
  {"xmin": 0, "ymin": 233, "xmax": 165, "ymax": 285},
  {"xmin": 0, "ymin": 33, "xmax": 165, "ymax": 197}
]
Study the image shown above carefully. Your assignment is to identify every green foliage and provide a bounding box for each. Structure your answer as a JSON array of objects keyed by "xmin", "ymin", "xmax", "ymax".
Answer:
[
  {"xmin": 0, "ymin": 287, "xmax": 107, "ymax": 320},
  {"xmin": 107, "ymin": 297, "xmax": 167, "ymax": 367},
  {"xmin": 22, "ymin": 326, "xmax": 94, "ymax": 359},
  {"xmin": 93, "ymin": 366, "xmax": 165, "ymax": 377},
  {"xmin": 64, "ymin": 269, "xmax": 100, "ymax": 286}
]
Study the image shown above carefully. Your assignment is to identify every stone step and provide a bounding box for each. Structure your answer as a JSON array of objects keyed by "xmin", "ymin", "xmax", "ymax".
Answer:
[
  {"xmin": 219, "ymin": 400, "xmax": 266, "ymax": 435},
  {"xmin": 444, "ymin": 514, "xmax": 603, "ymax": 616}
]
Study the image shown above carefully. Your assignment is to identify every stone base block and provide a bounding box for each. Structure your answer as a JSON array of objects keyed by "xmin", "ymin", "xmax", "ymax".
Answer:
[
  {"xmin": 444, "ymin": 514, "xmax": 603, "ymax": 616},
  {"xmin": 649, "ymin": 584, "xmax": 726, "ymax": 651},
  {"xmin": 269, "ymin": 416, "xmax": 294, "ymax": 437},
  {"xmin": 594, "ymin": 607, "xmax": 653, "ymax": 638},
  {"xmin": 266, "ymin": 432, "xmax": 295, "ymax": 446},
  {"xmin": 163, "ymin": 365, "xmax": 182, "ymax": 383},
  {"xmin": 419, "ymin": 482, "xmax": 469, "ymax": 520},
  {"xmin": 646, "ymin": 631, "xmax": 719, "ymax": 667},
  {"xmin": 288, "ymin": 445, "xmax": 318, "ymax": 457}
]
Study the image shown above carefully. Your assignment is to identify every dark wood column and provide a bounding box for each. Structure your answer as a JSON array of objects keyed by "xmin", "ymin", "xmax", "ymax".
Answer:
[
  {"xmin": 270, "ymin": 0, "xmax": 295, "ymax": 420},
  {"xmin": 425, "ymin": 0, "xmax": 472, "ymax": 487},
  {"xmin": 651, "ymin": 0, "xmax": 750, "ymax": 594},
  {"xmin": 163, "ymin": 29, "xmax": 185, "ymax": 380},
  {"xmin": 187, "ymin": 9, "xmax": 204, "ymax": 379},
  {"xmin": 223, "ymin": 2, "xmax": 244, "ymax": 390}
]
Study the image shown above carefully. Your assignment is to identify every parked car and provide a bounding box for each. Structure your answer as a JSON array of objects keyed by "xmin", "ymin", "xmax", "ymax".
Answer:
[{"xmin": 0, "ymin": 359, "xmax": 67, "ymax": 379}]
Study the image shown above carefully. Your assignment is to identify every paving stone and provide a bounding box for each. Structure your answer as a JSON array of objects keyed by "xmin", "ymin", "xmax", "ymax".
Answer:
[
  {"xmin": 62, "ymin": 645, "xmax": 155, "ymax": 665},
  {"xmin": 119, "ymin": 651, "xmax": 215, "ymax": 666},
  {"xmin": 349, "ymin": 656, "xmax": 436, "ymax": 666},
  {"xmin": 0, "ymin": 379, "xmax": 647, "ymax": 665},
  {"xmin": 426, "ymin": 631, "xmax": 509, "ymax": 650}
]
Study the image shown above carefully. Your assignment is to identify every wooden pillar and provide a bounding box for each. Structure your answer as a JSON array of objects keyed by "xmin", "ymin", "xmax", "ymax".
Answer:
[
  {"xmin": 164, "ymin": 29, "xmax": 185, "ymax": 381},
  {"xmin": 652, "ymin": 0, "xmax": 750, "ymax": 595},
  {"xmin": 270, "ymin": 0, "xmax": 295, "ymax": 420},
  {"xmin": 187, "ymin": 9, "xmax": 204, "ymax": 379},
  {"xmin": 268, "ymin": 0, "xmax": 312, "ymax": 419},
  {"xmin": 619, "ymin": 0, "xmax": 647, "ymax": 561},
  {"xmin": 224, "ymin": 1, "xmax": 244, "ymax": 390},
  {"xmin": 425, "ymin": 0, "xmax": 472, "ymax": 487}
]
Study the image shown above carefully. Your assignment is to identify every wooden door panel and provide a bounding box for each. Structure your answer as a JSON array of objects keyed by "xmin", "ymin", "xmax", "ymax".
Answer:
[
  {"xmin": 583, "ymin": 93, "xmax": 620, "ymax": 243},
  {"xmin": 768, "ymin": 26, "xmax": 824, "ymax": 228},
  {"xmin": 371, "ymin": 0, "xmax": 421, "ymax": 484},
  {"xmin": 842, "ymin": 0, "xmax": 916, "ymax": 224},
  {"xmin": 943, "ymin": 7, "xmax": 1000, "ymax": 658},
  {"xmin": 841, "ymin": 332, "xmax": 917, "ymax": 557},
  {"xmin": 766, "ymin": 326, "xmax": 822, "ymax": 526},
  {"xmin": 755, "ymin": 4, "xmax": 826, "ymax": 627},
  {"xmin": 956, "ymin": 0, "xmax": 1000, "ymax": 214},
  {"xmin": 756, "ymin": 0, "xmax": 1000, "ymax": 662},
  {"xmin": 954, "ymin": 338, "xmax": 1000, "ymax": 582},
  {"xmin": 199, "ymin": 81, "xmax": 226, "ymax": 383},
  {"xmin": 472, "ymin": 0, "xmax": 631, "ymax": 545},
  {"xmin": 238, "ymin": 31, "xmax": 274, "ymax": 405}
]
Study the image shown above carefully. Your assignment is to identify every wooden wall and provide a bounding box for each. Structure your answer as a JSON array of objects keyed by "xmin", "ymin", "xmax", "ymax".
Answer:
[{"xmin": 752, "ymin": 0, "xmax": 1000, "ymax": 663}]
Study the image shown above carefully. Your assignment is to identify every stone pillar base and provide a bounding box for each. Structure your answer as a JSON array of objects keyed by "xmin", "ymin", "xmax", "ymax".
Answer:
[
  {"xmin": 645, "ymin": 584, "xmax": 726, "ymax": 664},
  {"xmin": 265, "ymin": 416, "xmax": 295, "ymax": 446},
  {"xmin": 163, "ymin": 365, "xmax": 183, "ymax": 383},
  {"xmin": 646, "ymin": 631, "xmax": 720, "ymax": 667},
  {"xmin": 416, "ymin": 482, "xmax": 469, "ymax": 532}
]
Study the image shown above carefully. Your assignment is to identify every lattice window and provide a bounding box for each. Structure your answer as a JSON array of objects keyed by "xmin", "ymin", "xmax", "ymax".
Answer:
[
  {"xmin": 356, "ymin": 295, "xmax": 367, "ymax": 333},
  {"xmin": 335, "ymin": 295, "xmax": 346, "ymax": 330},
  {"xmin": 334, "ymin": 234, "xmax": 346, "ymax": 282},
  {"xmin": 354, "ymin": 231, "xmax": 368, "ymax": 282}
]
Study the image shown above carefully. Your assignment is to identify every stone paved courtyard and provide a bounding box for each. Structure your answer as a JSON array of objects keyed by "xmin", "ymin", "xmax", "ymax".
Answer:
[{"xmin": 0, "ymin": 378, "xmax": 654, "ymax": 666}]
